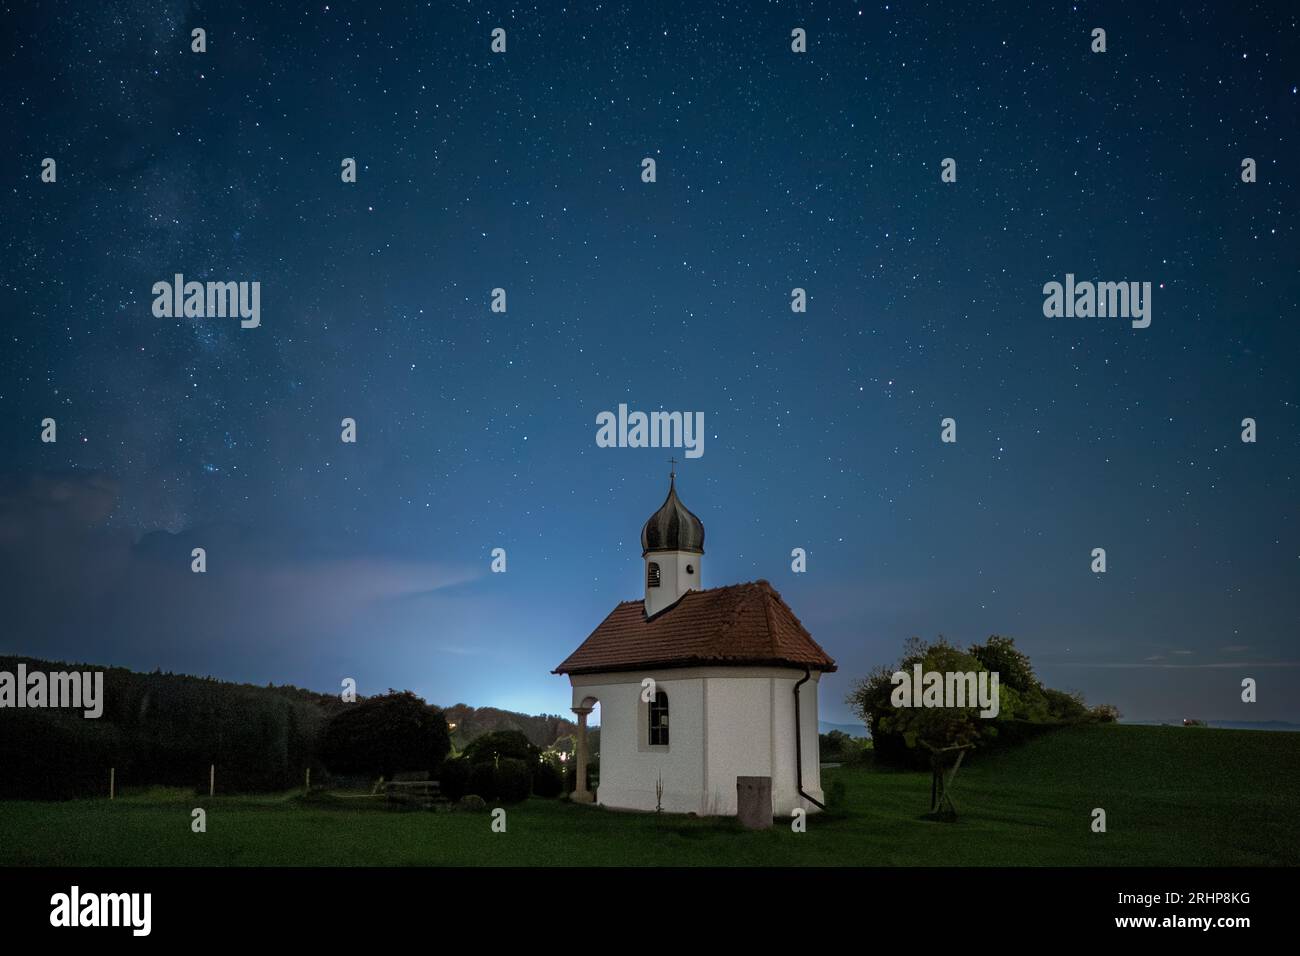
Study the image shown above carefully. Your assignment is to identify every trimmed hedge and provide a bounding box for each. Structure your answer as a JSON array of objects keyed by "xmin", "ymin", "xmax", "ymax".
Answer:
[
  {"xmin": 439, "ymin": 757, "xmax": 470, "ymax": 801},
  {"xmin": 533, "ymin": 760, "xmax": 563, "ymax": 798},
  {"xmin": 467, "ymin": 762, "xmax": 497, "ymax": 802},
  {"xmin": 495, "ymin": 757, "xmax": 531, "ymax": 803}
]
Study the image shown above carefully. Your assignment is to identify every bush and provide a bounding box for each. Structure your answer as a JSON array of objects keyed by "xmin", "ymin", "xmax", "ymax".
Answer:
[
  {"xmin": 839, "ymin": 739, "xmax": 871, "ymax": 766},
  {"xmin": 495, "ymin": 757, "xmax": 532, "ymax": 804},
  {"xmin": 533, "ymin": 759, "xmax": 563, "ymax": 798},
  {"xmin": 467, "ymin": 762, "xmax": 497, "ymax": 802},
  {"xmin": 1090, "ymin": 703, "xmax": 1122, "ymax": 723},
  {"xmin": 458, "ymin": 794, "xmax": 487, "ymax": 812},
  {"xmin": 563, "ymin": 756, "xmax": 598, "ymax": 793},
  {"xmin": 1043, "ymin": 687, "xmax": 1088, "ymax": 723},
  {"xmin": 818, "ymin": 730, "xmax": 850, "ymax": 762},
  {"xmin": 439, "ymin": 757, "xmax": 470, "ymax": 801},
  {"xmin": 461, "ymin": 730, "xmax": 540, "ymax": 766}
]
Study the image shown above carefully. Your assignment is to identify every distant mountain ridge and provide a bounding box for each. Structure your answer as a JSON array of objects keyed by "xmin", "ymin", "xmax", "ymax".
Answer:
[
  {"xmin": 1126, "ymin": 719, "xmax": 1300, "ymax": 733},
  {"xmin": 819, "ymin": 720, "xmax": 869, "ymax": 738},
  {"xmin": 442, "ymin": 703, "xmax": 577, "ymax": 751}
]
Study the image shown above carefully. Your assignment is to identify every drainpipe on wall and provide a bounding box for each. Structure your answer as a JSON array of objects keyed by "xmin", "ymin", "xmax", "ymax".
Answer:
[{"xmin": 793, "ymin": 668, "xmax": 827, "ymax": 810}]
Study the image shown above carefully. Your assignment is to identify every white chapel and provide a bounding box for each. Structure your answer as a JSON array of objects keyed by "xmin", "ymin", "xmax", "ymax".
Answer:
[{"xmin": 554, "ymin": 474, "xmax": 836, "ymax": 817}]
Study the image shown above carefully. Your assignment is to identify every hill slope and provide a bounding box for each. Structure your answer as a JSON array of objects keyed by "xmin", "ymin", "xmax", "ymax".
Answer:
[{"xmin": 832, "ymin": 722, "xmax": 1300, "ymax": 866}]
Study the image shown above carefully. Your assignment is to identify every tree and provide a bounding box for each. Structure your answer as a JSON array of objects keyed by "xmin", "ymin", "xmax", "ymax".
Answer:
[
  {"xmin": 847, "ymin": 662, "xmax": 908, "ymax": 764},
  {"xmin": 879, "ymin": 641, "xmax": 992, "ymax": 754},
  {"xmin": 847, "ymin": 637, "xmax": 1003, "ymax": 768},
  {"xmin": 1090, "ymin": 703, "xmax": 1122, "ymax": 723},
  {"xmin": 968, "ymin": 635, "xmax": 1039, "ymax": 694},
  {"xmin": 320, "ymin": 690, "xmax": 451, "ymax": 778}
]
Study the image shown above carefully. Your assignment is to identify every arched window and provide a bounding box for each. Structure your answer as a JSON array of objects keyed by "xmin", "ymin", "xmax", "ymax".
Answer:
[
  {"xmin": 647, "ymin": 562, "xmax": 661, "ymax": 587},
  {"xmin": 649, "ymin": 690, "xmax": 669, "ymax": 746}
]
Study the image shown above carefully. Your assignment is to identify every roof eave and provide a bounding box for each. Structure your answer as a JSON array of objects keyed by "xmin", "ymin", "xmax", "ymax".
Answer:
[{"xmin": 556, "ymin": 658, "xmax": 836, "ymax": 677}]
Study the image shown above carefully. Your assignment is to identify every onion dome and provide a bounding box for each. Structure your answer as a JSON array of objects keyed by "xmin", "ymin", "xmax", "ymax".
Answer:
[{"xmin": 641, "ymin": 475, "xmax": 705, "ymax": 555}]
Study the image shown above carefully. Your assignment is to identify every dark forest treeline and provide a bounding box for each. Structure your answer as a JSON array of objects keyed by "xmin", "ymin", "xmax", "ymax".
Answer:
[
  {"xmin": 0, "ymin": 656, "xmax": 340, "ymax": 799},
  {"xmin": 0, "ymin": 657, "xmax": 561, "ymax": 800}
]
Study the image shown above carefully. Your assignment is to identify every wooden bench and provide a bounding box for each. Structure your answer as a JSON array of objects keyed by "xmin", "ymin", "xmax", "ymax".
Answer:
[{"xmin": 383, "ymin": 773, "xmax": 441, "ymax": 809}]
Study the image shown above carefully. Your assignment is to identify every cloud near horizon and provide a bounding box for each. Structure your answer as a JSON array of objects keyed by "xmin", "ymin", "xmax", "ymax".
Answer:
[{"xmin": 0, "ymin": 469, "xmax": 480, "ymax": 673}]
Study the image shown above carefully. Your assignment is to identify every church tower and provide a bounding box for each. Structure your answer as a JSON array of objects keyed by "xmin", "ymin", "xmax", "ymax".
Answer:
[{"xmin": 640, "ymin": 469, "xmax": 705, "ymax": 617}]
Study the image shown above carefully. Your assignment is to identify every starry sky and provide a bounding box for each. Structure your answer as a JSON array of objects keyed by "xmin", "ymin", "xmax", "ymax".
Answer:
[{"xmin": 1, "ymin": 1, "xmax": 1296, "ymax": 726}]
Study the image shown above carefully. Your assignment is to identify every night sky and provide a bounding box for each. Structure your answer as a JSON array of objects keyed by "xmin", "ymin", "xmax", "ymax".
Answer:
[{"xmin": 1, "ymin": 1, "xmax": 1296, "ymax": 726}]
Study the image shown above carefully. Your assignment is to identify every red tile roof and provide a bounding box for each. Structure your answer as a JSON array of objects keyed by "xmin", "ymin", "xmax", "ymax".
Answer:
[{"xmin": 553, "ymin": 580, "xmax": 836, "ymax": 675}]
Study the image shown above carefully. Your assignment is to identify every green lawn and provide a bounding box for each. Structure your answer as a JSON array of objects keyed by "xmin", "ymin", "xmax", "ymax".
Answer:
[{"xmin": 2, "ymin": 724, "xmax": 1296, "ymax": 866}]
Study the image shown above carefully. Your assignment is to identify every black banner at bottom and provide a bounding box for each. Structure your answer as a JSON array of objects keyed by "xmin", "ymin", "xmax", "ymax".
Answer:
[{"xmin": 0, "ymin": 866, "xmax": 1280, "ymax": 939}]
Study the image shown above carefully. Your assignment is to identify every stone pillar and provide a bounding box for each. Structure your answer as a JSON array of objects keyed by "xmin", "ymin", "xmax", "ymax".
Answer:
[
  {"xmin": 572, "ymin": 706, "xmax": 594, "ymax": 803},
  {"xmin": 736, "ymin": 776, "xmax": 773, "ymax": 829}
]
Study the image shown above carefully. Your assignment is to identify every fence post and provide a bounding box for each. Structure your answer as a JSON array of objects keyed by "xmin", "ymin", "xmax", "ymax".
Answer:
[
  {"xmin": 110, "ymin": 767, "xmax": 115, "ymax": 800},
  {"xmin": 305, "ymin": 767, "xmax": 311, "ymax": 792},
  {"xmin": 209, "ymin": 764, "xmax": 214, "ymax": 797}
]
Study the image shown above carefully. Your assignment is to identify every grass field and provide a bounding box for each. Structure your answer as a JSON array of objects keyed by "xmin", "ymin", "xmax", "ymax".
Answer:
[{"xmin": 2, "ymin": 724, "xmax": 1296, "ymax": 866}]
